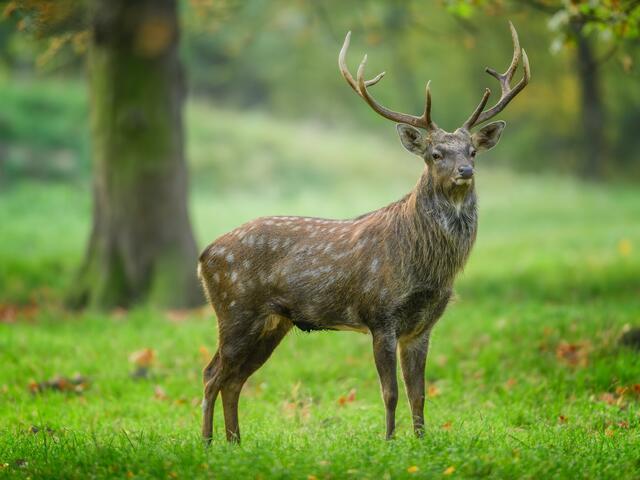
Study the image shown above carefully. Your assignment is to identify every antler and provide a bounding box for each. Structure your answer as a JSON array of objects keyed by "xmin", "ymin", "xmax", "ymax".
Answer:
[
  {"xmin": 339, "ymin": 31, "xmax": 436, "ymax": 130},
  {"xmin": 463, "ymin": 21, "xmax": 531, "ymax": 130}
]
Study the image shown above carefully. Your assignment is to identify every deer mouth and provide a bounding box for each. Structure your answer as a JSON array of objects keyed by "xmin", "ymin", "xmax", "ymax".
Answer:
[{"xmin": 452, "ymin": 177, "xmax": 473, "ymax": 186}]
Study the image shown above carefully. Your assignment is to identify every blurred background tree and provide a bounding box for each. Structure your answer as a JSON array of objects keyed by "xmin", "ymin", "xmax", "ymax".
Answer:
[{"xmin": 2, "ymin": 0, "xmax": 201, "ymax": 309}]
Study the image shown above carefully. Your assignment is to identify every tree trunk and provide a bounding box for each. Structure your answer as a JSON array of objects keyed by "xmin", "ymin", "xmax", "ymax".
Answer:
[
  {"xmin": 67, "ymin": 0, "xmax": 201, "ymax": 309},
  {"xmin": 573, "ymin": 25, "xmax": 606, "ymax": 179}
]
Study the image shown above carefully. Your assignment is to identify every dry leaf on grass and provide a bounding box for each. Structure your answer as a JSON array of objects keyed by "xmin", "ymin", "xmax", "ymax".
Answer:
[
  {"xmin": 0, "ymin": 303, "xmax": 39, "ymax": 323},
  {"xmin": 407, "ymin": 465, "xmax": 419, "ymax": 473},
  {"xmin": 129, "ymin": 348, "xmax": 156, "ymax": 367},
  {"xmin": 555, "ymin": 341, "xmax": 590, "ymax": 368},
  {"xmin": 154, "ymin": 385, "xmax": 168, "ymax": 400},
  {"xmin": 504, "ymin": 378, "xmax": 518, "ymax": 390},
  {"xmin": 444, "ymin": 465, "xmax": 456, "ymax": 475},
  {"xmin": 427, "ymin": 384, "xmax": 440, "ymax": 398},
  {"xmin": 199, "ymin": 345, "xmax": 211, "ymax": 364},
  {"xmin": 28, "ymin": 374, "xmax": 89, "ymax": 394},
  {"xmin": 337, "ymin": 388, "xmax": 356, "ymax": 406}
]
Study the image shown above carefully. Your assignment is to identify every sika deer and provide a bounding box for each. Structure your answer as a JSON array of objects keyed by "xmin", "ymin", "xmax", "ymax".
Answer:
[{"xmin": 199, "ymin": 22, "xmax": 530, "ymax": 443}]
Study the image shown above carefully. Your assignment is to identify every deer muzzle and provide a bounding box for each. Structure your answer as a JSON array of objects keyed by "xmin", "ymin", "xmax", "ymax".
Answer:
[{"xmin": 457, "ymin": 165, "xmax": 474, "ymax": 179}]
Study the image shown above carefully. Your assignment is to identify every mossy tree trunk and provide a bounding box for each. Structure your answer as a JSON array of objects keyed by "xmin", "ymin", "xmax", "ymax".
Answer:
[{"xmin": 68, "ymin": 0, "xmax": 201, "ymax": 309}]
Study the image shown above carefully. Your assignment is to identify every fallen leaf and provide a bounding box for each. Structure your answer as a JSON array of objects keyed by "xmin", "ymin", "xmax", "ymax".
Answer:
[
  {"xmin": 615, "ymin": 386, "xmax": 628, "ymax": 396},
  {"xmin": 0, "ymin": 303, "xmax": 39, "ymax": 323},
  {"xmin": 129, "ymin": 348, "xmax": 156, "ymax": 367},
  {"xmin": 556, "ymin": 341, "xmax": 590, "ymax": 368},
  {"xmin": 27, "ymin": 374, "xmax": 89, "ymax": 394},
  {"xmin": 441, "ymin": 421, "xmax": 452, "ymax": 430},
  {"xmin": 154, "ymin": 385, "xmax": 168, "ymax": 400},
  {"xmin": 504, "ymin": 378, "xmax": 517, "ymax": 390},
  {"xmin": 444, "ymin": 465, "xmax": 456, "ymax": 475},
  {"xmin": 199, "ymin": 345, "xmax": 211, "ymax": 364},
  {"xmin": 558, "ymin": 415, "xmax": 568, "ymax": 424},
  {"xmin": 338, "ymin": 388, "xmax": 357, "ymax": 406},
  {"xmin": 604, "ymin": 427, "xmax": 615, "ymax": 437},
  {"xmin": 618, "ymin": 421, "xmax": 629, "ymax": 429},
  {"xmin": 407, "ymin": 465, "xmax": 419, "ymax": 473},
  {"xmin": 427, "ymin": 384, "xmax": 440, "ymax": 398},
  {"xmin": 307, "ymin": 475, "xmax": 318, "ymax": 480},
  {"xmin": 618, "ymin": 239, "xmax": 632, "ymax": 257},
  {"xmin": 599, "ymin": 392, "xmax": 617, "ymax": 405}
]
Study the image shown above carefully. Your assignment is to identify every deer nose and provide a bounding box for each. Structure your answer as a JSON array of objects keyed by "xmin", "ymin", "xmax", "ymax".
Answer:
[{"xmin": 458, "ymin": 165, "xmax": 474, "ymax": 179}]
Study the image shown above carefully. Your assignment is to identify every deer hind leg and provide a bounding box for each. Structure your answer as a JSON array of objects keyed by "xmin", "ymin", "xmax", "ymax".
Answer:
[
  {"xmin": 202, "ymin": 350, "xmax": 224, "ymax": 444},
  {"xmin": 399, "ymin": 333, "xmax": 430, "ymax": 438},
  {"xmin": 371, "ymin": 330, "xmax": 399, "ymax": 440},
  {"xmin": 220, "ymin": 315, "xmax": 291, "ymax": 443}
]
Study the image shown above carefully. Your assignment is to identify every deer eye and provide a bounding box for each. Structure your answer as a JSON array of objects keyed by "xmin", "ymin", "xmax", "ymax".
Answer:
[
  {"xmin": 470, "ymin": 149, "xmax": 477, "ymax": 158},
  {"xmin": 431, "ymin": 151, "xmax": 442, "ymax": 160}
]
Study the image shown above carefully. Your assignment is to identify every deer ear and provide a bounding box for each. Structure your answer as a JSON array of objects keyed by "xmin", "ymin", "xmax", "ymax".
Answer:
[
  {"xmin": 472, "ymin": 121, "xmax": 506, "ymax": 152},
  {"xmin": 396, "ymin": 124, "xmax": 425, "ymax": 156}
]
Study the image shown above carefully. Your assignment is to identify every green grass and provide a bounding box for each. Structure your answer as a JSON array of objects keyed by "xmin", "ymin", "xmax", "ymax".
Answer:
[{"xmin": 1, "ymin": 94, "xmax": 640, "ymax": 479}]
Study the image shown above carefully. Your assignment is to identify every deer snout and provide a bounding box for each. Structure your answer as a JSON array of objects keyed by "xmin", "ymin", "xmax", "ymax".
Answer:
[{"xmin": 457, "ymin": 165, "xmax": 474, "ymax": 179}]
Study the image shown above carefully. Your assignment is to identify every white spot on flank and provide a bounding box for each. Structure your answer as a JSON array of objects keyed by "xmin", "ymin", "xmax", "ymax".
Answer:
[
  {"xmin": 243, "ymin": 259, "xmax": 251, "ymax": 269},
  {"xmin": 213, "ymin": 272, "xmax": 220, "ymax": 283},
  {"xmin": 226, "ymin": 252, "xmax": 234, "ymax": 263},
  {"xmin": 229, "ymin": 300, "xmax": 236, "ymax": 307},
  {"xmin": 231, "ymin": 271, "xmax": 238, "ymax": 282},
  {"xmin": 370, "ymin": 257, "xmax": 380, "ymax": 273},
  {"xmin": 264, "ymin": 220, "xmax": 274, "ymax": 226}
]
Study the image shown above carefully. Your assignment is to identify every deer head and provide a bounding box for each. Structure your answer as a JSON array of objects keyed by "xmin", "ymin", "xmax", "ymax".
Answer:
[{"xmin": 339, "ymin": 22, "xmax": 530, "ymax": 198}]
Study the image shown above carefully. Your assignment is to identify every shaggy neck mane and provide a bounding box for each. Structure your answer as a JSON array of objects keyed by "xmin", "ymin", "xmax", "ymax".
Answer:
[{"xmin": 359, "ymin": 168, "xmax": 478, "ymax": 289}]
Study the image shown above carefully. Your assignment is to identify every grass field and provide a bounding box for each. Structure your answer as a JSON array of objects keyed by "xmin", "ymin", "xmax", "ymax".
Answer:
[{"xmin": 1, "ymin": 93, "xmax": 640, "ymax": 479}]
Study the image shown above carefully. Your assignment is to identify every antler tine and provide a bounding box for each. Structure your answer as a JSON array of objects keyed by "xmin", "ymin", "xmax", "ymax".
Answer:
[
  {"xmin": 339, "ymin": 32, "xmax": 386, "ymax": 93},
  {"xmin": 339, "ymin": 31, "xmax": 434, "ymax": 130},
  {"xmin": 463, "ymin": 22, "xmax": 531, "ymax": 130},
  {"xmin": 423, "ymin": 80, "xmax": 435, "ymax": 128},
  {"xmin": 463, "ymin": 88, "xmax": 491, "ymax": 130}
]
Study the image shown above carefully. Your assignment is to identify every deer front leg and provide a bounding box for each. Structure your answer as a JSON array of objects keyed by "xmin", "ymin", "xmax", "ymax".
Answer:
[
  {"xmin": 399, "ymin": 333, "xmax": 430, "ymax": 438},
  {"xmin": 371, "ymin": 331, "xmax": 398, "ymax": 440}
]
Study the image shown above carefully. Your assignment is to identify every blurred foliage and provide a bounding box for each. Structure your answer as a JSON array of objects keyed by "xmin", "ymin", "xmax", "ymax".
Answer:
[
  {"xmin": 445, "ymin": 0, "xmax": 640, "ymax": 70},
  {"xmin": 0, "ymin": 0, "xmax": 638, "ymax": 179}
]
